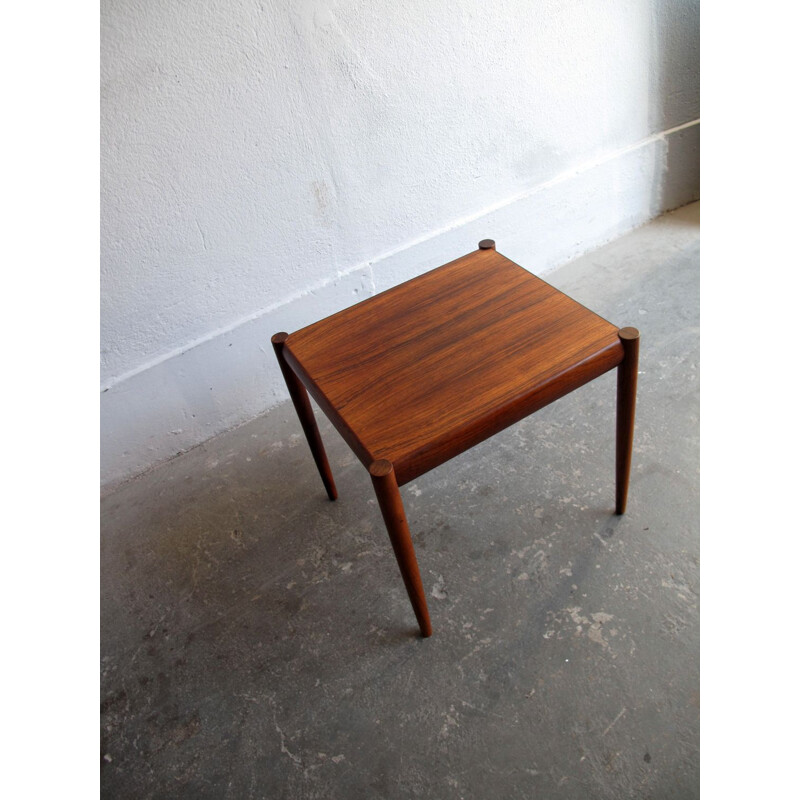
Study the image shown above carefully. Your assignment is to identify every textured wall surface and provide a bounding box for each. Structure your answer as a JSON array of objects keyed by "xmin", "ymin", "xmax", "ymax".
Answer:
[{"xmin": 101, "ymin": 0, "xmax": 699, "ymax": 486}]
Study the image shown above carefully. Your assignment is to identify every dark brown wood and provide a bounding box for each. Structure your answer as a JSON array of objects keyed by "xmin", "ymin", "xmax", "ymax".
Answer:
[
  {"xmin": 271, "ymin": 332, "xmax": 338, "ymax": 501},
  {"xmin": 283, "ymin": 248, "xmax": 624, "ymax": 486},
  {"xmin": 369, "ymin": 460, "xmax": 432, "ymax": 637},
  {"xmin": 615, "ymin": 327, "xmax": 640, "ymax": 515},
  {"xmin": 275, "ymin": 245, "xmax": 638, "ymax": 635}
]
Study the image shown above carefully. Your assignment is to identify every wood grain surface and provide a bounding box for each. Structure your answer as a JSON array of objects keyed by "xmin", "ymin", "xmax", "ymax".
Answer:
[{"xmin": 283, "ymin": 248, "xmax": 624, "ymax": 486}]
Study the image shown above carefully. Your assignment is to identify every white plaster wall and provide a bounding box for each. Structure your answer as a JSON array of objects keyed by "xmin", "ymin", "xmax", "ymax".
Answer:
[{"xmin": 101, "ymin": 0, "xmax": 699, "ymax": 487}]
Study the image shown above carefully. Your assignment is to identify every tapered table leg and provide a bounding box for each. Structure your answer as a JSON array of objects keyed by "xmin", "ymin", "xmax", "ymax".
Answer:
[
  {"xmin": 369, "ymin": 460, "xmax": 433, "ymax": 637},
  {"xmin": 615, "ymin": 327, "xmax": 640, "ymax": 514},
  {"xmin": 272, "ymin": 332, "xmax": 338, "ymax": 501}
]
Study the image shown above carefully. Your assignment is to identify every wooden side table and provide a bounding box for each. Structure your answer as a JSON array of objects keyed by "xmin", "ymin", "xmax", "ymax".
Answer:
[{"xmin": 272, "ymin": 241, "xmax": 639, "ymax": 637}]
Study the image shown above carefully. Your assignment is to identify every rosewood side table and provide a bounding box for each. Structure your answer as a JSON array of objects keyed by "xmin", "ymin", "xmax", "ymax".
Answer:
[{"xmin": 272, "ymin": 240, "xmax": 639, "ymax": 637}]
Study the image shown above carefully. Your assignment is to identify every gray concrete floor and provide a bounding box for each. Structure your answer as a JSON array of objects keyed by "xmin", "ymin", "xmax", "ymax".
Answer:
[{"xmin": 101, "ymin": 203, "xmax": 699, "ymax": 799}]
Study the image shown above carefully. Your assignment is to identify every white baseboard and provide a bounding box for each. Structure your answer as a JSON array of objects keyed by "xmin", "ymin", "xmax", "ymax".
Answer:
[{"xmin": 101, "ymin": 122, "xmax": 699, "ymax": 488}]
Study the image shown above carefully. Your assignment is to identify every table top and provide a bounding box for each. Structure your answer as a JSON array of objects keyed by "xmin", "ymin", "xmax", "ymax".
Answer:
[{"xmin": 283, "ymin": 245, "xmax": 624, "ymax": 485}]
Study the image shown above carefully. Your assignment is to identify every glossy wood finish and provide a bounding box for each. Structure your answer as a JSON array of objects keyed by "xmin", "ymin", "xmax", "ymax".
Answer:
[
  {"xmin": 275, "ymin": 243, "xmax": 639, "ymax": 636},
  {"xmin": 271, "ymin": 332, "xmax": 338, "ymax": 501},
  {"xmin": 369, "ymin": 460, "xmax": 432, "ymax": 637},
  {"xmin": 283, "ymin": 247, "xmax": 625, "ymax": 487},
  {"xmin": 615, "ymin": 327, "xmax": 640, "ymax": 515}
]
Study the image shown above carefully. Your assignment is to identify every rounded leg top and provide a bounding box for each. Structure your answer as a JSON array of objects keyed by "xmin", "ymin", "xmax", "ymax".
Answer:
[{"xmin": 369, "ymin": 459, "xmax": 394, "ymax": 478}]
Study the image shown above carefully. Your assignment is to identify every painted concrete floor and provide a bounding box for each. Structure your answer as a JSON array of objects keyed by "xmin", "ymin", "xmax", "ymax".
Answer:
[{"xmin": 101, "ymin": 203, "xmax": 699, "ymax": 800}]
